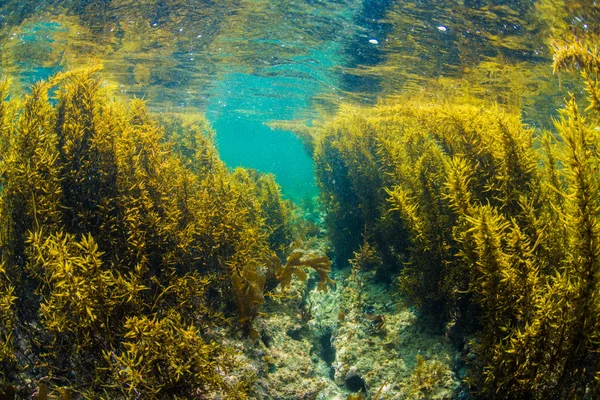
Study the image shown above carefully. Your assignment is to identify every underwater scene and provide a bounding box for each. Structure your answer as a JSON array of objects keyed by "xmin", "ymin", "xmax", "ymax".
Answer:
[{"xmin": 1, "ymin": 0, "xmax": 600, "ymax": 399}]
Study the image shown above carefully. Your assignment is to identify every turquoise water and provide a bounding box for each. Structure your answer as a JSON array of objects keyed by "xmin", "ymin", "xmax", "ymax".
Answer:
[
  {"xmin": 207, "ymin": 73, "xmax": 317, "ymax": 201},
  {"xmin": 0, "ymin": 1, "xmax": 363, "ymax": 202}
]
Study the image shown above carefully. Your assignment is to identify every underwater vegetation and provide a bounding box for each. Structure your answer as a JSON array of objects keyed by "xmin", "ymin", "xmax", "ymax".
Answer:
[
  {"xmin": 291, "ymin": 34, "xmax": 600, "ymax": 398},
  {"xmin": 2, "ymin": 2, "xmax": 600, "ymax": 399},
  {"xmin": 0, "ymin": 68, "xmax": 330, "ymax": 398}
]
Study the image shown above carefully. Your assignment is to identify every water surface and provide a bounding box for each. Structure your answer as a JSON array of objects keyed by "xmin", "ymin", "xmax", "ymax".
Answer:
[{"xmin": 0, "ymin": 0, "xmax": 577, "ymax": 199}]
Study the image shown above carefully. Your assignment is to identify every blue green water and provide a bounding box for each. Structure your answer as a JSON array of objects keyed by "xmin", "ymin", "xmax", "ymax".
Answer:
[
  {"xmin": 207, "ymin": 73, "xmax": 317, "ymax": 201},
  {"xmin": 0, "ymin": 0, "xmax": 570, "ymax": 202}
]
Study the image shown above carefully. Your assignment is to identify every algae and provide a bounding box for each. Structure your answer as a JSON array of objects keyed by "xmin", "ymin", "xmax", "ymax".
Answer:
[
  {"xmin": 0, "ymin": 69, "xmax": 330, "ymax": 398},
  {"xmin": 3, "ymin": 3, "xmax": 600, "ymax": 400}
]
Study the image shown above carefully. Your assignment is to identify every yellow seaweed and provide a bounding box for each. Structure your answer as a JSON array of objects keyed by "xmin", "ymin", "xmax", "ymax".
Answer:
[{"xmin": 0, "ymin": 68, "xmax": 297, "ymax": 398}]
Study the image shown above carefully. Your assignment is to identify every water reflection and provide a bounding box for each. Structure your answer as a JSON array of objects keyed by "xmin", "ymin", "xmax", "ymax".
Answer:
[
  {"xmin": 0, "ymin": 0, "xmax": 595, "ymax": 197},
  {"xmin": 0, "ymin": 1, "xmax": 570, "ymax": 115}
]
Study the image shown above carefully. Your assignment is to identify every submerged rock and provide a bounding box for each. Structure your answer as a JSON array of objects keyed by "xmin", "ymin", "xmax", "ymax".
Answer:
[{"xmin": 246, "ymin": 265, "xmax": 459, "ymax": 399}]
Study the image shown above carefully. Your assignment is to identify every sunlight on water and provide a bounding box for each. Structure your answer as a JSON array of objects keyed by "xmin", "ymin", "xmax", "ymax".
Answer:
[{"xmin": 0, "ymin": 0, "xmax": 582, "ymax": 199}]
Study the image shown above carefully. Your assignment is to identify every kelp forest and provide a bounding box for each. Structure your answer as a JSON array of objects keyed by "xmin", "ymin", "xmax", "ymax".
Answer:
[{"xmin": 1, "ymin": 1, "xmax": 600, "ymax": 399}]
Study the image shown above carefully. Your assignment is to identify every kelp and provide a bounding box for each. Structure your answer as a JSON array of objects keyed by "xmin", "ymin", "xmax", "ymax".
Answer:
[
  {"xmin": 232, "ymin": 243, "xmax": 333, "ymax": 333},
  {"xmin": 0, "ymin": 69, "xmax": 327, "ymax": 398},
  {"xmin": 0, "ymin": 262, "xmax": 16, "ymax": 370},
  {"xmin": 300, "ymin": 35, "xmax": 600, "ymax": 397},
  {"xmin": 267, "ymin": 246, "xmax": 334, "ymax": 294},
  {"xmin": 107, "ymin": 311, "xmax": 230, "ymax": 398},
  {"xmin": 406, "ymin": 355, "xmax": 452, "ymax": 400},
  {"xmin": 306, "ymin": 100, "xmax": 540, "ymax": 319}
]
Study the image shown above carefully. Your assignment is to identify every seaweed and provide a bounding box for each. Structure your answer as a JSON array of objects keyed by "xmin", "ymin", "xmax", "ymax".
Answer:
[
  {"xmin": 274, "ymin": 247, "xmax": 334, "ymax": 293},
  {"xmin": 0, "ymin": 68, "xmax": 297, "ymax": 398},
  {"xmin": 406, "ymin": 355, "xmax": 452, "ymax": 400},
  {"xmin": 299, "ymin": 34, "xmax": 600, "ymax": 398}
]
